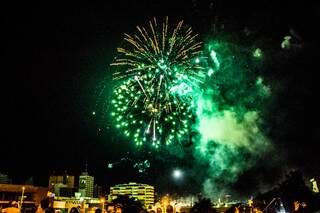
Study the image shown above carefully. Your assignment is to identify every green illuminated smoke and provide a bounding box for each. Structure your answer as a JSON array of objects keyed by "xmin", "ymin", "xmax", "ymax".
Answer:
[
  {"xmin": 193, "ymin": 38, "xmax": 270, "ymax": 198},
  {"xmin": 107, "ymin": 21, "xmax": 272, "ymax": 196}
]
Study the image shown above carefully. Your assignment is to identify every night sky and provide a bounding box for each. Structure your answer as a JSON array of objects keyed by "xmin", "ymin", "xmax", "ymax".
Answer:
[{"xmin": 3, "ymin": 0, "xmax": 320, "ymax": 195}]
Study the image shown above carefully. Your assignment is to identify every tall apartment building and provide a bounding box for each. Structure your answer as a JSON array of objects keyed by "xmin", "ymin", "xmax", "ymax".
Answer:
[
  {"xmin": 79, "ymin": 172, "xmax": 94, "ymax": 198},
  {"xmin": 93, "ymin": 184, "xmax": 103, "ymax": 198},
  {"xmin": 110, "ymin": 182, "xmax": 154, "ymax": 207}
]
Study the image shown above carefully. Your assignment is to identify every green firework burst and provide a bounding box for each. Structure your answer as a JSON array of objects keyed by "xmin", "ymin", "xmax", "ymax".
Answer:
[{"xmin": 110, "ymin": 17, "xmax": 205, "ymax": 147}]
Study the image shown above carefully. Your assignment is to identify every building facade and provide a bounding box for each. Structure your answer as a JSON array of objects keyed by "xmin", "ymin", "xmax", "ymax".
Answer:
[
  {"xmin": 79, "ymin": 172, "xmax": 94, "ymax": 198},
  {"xmin": 49, "ymin": 175, "xmax": 75, "ymax": 188},
  {"xmin": 49, "ymin": 174, "xmax": 75, "ymax": 197},
  {"xmin": 110, "ymin": 182, "xmax": 154, "ymax": 207},
  {"xmin": 93, "ymin": 184, "xmax": 102, "ymax": 198},
  {"xmin": 53, "ymin": 196, "xmax": 101, "ymax": 213}
]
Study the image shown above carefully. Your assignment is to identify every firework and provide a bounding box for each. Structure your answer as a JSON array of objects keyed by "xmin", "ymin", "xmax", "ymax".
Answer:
[{"xmin": 111, "ymin": 17, "xmax": 205, "ymax": 147}]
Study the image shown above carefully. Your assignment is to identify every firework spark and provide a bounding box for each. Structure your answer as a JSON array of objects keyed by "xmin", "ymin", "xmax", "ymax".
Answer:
[{"xmin": 110, "ymin": 17, "xmax": 205, "ymax": 147}]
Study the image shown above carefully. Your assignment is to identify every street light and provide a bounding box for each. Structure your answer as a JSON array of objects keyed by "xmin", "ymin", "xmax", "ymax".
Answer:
[
  {"xmin": 100, "ymin": 198, "xmax": 105, "ymax": 213},
  {"xmin": 20, "ymin": 186, "xmax": 25, "ymax": 210}
]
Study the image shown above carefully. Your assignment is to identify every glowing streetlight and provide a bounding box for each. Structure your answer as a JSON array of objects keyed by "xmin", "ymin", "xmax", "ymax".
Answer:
[
  {"xmin": 20, "ymin": 186, "xmax": 25, "ymax": 210},
  {"xmin": 100, "ymin": 198, "xmax": 105, "ymax": 213}
]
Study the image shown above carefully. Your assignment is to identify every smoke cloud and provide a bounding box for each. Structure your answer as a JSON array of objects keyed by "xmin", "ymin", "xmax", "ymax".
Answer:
[{"xmin": 192, "ymin": 38, "xmax": 271, "ymax": 198}]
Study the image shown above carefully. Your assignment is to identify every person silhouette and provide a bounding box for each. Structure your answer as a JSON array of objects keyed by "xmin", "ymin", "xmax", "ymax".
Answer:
[{"xmin": 3, "ymin": 201, "xmax": 20, "ymax": 213}]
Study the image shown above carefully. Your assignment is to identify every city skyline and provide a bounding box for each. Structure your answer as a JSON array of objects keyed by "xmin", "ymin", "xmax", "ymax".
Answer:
[{"xmin": 3, "ymin": 0, "xmax": 320, "ymax": 199}]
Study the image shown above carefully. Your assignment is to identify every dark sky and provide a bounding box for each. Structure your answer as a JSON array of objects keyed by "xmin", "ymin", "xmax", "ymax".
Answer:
[{"xmin": 3, "ymin": 0, "xmax": 320, "ymax": 195}]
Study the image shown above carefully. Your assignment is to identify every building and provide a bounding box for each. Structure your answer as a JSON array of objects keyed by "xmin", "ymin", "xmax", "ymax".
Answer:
[
  {"xmin": 49, "ymin": 174, "xmax": 75, "ymax": 197},
  {"xmin": 53, "ymin": 196, "xmax": 102, "ymax": 213},
  {"xmin": 310, "ymin": 178, "xmax": 319, "ymax": 193},
  {"xmin": 79, "ymin": 172, "xmax": 94, "ymax": 198},
  {"xmin": 109, "ymin": 182, "xmax": 154, "ymax": 207},
  {"xmin": 60, "ymin": 187, "xmax": 77, "ymax": 197},
  {"xmin": 49, "ymin": 174, "xmax": 75, "ymax": 188},
  {"xmin": 0, "ymin": 184, "xmax": 48, "ymax": 205},
  {"xmin": 93, "ymin": 184, "xmax": 102, "ymax": 198}
]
